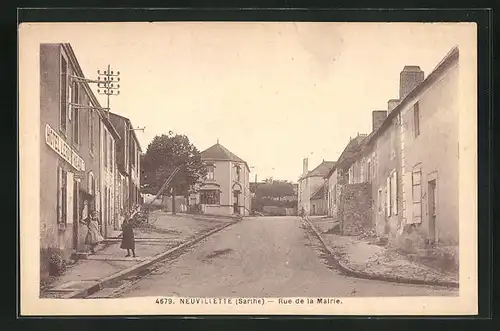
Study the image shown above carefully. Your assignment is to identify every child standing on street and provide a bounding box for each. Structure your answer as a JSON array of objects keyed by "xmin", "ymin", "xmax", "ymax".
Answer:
[{"xmin": 120, "ymin": 215, "xmax": 136, "ymax": 257}]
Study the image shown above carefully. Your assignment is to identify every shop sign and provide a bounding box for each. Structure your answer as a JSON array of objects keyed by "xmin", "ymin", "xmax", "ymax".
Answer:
[{"xmin": 45, "ymin": 124, "xmax": 85, "ymax": 172}]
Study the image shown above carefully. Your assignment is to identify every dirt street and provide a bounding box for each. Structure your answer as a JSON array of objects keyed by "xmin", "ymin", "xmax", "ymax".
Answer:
[{"xmin": 118, "ymin": 216, "xmax": 458, "ymax": 298}]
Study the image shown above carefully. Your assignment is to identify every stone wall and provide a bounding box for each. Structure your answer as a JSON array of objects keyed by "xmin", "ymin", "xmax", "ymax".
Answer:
[{"xmin": 339, "ymin": 183, "xmax": 372, "ymax": 236}]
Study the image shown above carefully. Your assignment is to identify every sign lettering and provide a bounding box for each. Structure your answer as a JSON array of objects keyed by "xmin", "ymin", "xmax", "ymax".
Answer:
[{"xmin": 45, "ymin": 124, "xmax": 85, "ymax": 172}]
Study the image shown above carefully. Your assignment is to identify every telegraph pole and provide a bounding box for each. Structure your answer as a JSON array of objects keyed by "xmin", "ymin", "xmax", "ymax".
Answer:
[{"xmin": 97, "ymin": 65, "xmax": 120, "ymax": 118}]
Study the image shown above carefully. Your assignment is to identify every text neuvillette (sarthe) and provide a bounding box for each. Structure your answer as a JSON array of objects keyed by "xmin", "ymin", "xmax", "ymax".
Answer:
[
  {"xmin": 176, "ymin": 298, "xmax": 265, "ymax": 305},
  {"xmin": 179, "ymin": 298, "xmax": 234, "ymax": 304}
]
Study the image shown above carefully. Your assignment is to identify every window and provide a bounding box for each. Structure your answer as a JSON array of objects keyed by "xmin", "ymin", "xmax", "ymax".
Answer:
[
  {"xmin": 57, "ymin": 167, "xmax": 67, "ymax": 224},
  {"xmin": 89, "ymin": 108, "xmax": 95, "ymax": 154},
  {"xmin": 333, "ymin": 184, "xmax": 337, "ymax": 206},
  {"xmin": 386, "ymin": 177, "xmax": 391, "ymax": 217},
  {"xmin": 60, "ymin": 56, "xmax": 68, "ymax": 133},
  {"xmin": 236, "ymin": 165, "xmax": 241, "ymax": 182},
  {"xmin": 124, "ymin": 125, "xmax": 128, "ymax": 167},
  {"xmin": 414, "ymin": 102, "xmax": 420, "ymax": 137},
  {"xmin": 378, "ymin": 189, "xmax": 383, "ymax": 213},
  {"xmin": 104, "ymin": 131, "xmax": 108, "ymax": 168},
  {"xmin": 367, "ymin": 160, "xmax": 371, "ymax": 182},
  {"xmin": 108, "ymin": 136, "xmax": 112, "ymax": 170},
  {"xmin": 88, "ymin": 172, "xmax": 94, "ymax": 195},
  {"xmin": 206, "ymin": 165, "xmax": 215, "ymax": 180},
  {"xmin": 412, "ymin": 166, "xmax": 422, "ymax": 223},
  {"xmin": 111, "ymin": 139, "xmax": 114, "ymax": 171},
  {"xmin": 200, "ymin": 190, "xmax": 220, "ymax": 205},
  {"xmin": 386, "ymin": 171, "xmax": 398, "ymax": 216},
  {"xmin": 136, "ymin": 149, "xmax": 140, "ymax": 172},
  {"xmin": 71, "ymin": 80, "xmax": 80, "ymax": 145},
  {"xmin": 130, "ymin": 142, "xmax": 136, "ymax": 169},
  {"xmin": 390, "ymin": 170, "xmax": 398, "ymax": 215}
]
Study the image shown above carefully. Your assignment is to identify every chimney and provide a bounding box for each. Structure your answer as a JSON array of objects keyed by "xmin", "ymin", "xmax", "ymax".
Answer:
[
  {"xmin": 303, "ymin": 158, "xmax": 309, "ymax": 176},
  {"xmin": 399, "ymin": 66, "xmax": 424, "ymax": 100},
  {"xmin": 372, "ymin": 110, "xmax": 387, "ymax": 132},
  {"xmin": 387, "ymin": 99, "xmax": 400, "ymax": 113}
]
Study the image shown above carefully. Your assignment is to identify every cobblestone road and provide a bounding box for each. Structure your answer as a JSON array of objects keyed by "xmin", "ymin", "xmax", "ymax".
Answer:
[{"xmin": 118, "ymin": 216, "xmax": 458, "ymax": 298}]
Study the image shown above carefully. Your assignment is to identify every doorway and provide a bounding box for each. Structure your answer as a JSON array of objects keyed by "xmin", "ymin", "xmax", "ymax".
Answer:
[
  {"xmin": 233, "ymin": 191, "xmax": 240, "ymax": 214},
  {"xmin": 428, "ymin": 179, "xmax": 437, "ymax": 243}
]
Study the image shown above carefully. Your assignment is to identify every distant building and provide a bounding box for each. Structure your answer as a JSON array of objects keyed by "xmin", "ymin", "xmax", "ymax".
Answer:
[
  {"xmin": 324, "ymin": 134, "xmax": 368, "ymax": 233},
  {"xmin": 297, "ymin": 159, "xmax": 335, "ymax": 215},
  {"xmin": 108, "ymin": 112, "xmax": 143, "ymax": 224},
  {"xmin": 310, "ymin": 183, "xmax": 327, "ymax": 215},
  {"xmin": 192, "ymin": 142, "xmax": 251, "ymax": 216}
]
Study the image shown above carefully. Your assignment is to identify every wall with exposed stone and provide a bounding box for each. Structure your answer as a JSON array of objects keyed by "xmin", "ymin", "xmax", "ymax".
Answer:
[{"xmin": 339, "ymin": 183, "xmax": 372, "ymax": 236}]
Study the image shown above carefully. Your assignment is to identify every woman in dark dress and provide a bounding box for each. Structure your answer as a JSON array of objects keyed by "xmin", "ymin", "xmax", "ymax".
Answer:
[{"xmin": 120, "ymin": 216, "xmax": 136, "ymax": 257}]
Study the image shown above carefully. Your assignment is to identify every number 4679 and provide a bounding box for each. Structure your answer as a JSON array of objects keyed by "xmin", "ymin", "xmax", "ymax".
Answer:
[{"xmin": 155, "ymin": 298, "xmax": 174, "ymax": 304}]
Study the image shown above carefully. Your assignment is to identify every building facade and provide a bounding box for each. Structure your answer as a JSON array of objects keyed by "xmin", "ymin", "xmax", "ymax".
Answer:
[
  {"xmin": 39, "ymin": 43, "xmax": 139, "ymax": 279},
  {"xmin": 310, "ymin": 183, "xmax": 327, "ymax": 215},
  {"xmin": 297, "ymin": 159, "xmax": 335, "ymax": 215},
  {"xmin": 99, "ymin": 118, "xmax": 120, "ymax": 237},
  {"xmin": 193, "ymin": 142, "xmax": 251, "ymax": 216},
  {"xmin": 109, "ymin": 112, "xmax": 143, "ymax": 224},
  {"xmin": 346, "ymin": 47, "xmax": 461, "ymax": 252},
  {"xmin": 397, "ymin": 48, "xmax": 460, "ymax": 247},
  {"xmin": 40, "ymin": 43, "xmax": 121, "ymax": 277}
]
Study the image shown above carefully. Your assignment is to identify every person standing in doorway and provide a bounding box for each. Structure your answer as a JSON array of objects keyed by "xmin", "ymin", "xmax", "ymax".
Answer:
[
  {"xmin": 83, "ymin": 210, "xmax": 104, "ymax": 254},
  {"xmin": 120, "ymin": 214, "xmax": 136, "ymax": 257}
]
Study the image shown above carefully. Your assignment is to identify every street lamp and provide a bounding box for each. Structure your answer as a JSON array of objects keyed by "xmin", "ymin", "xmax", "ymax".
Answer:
[{"xmin": 97, "ymin": 65, "xmax": 121, "ymax": 118}]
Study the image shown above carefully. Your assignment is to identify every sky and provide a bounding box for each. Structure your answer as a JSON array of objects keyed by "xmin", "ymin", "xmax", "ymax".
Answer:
[{"xmin": 23, "ymin": 22, "xmax": 475, "ymax": 182}]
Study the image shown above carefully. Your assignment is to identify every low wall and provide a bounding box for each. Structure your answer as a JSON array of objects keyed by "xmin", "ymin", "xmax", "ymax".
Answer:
[
  {"xmin": 162, "ymin": 196, "xmax": 187, "ymax": 213},
  {"xmin": 262, "ymin": 206, "xmax": 297, "ymax": 216},
  {"xmin": 202, "ymin": 205, "xmax": 233, "ymax": 216}
]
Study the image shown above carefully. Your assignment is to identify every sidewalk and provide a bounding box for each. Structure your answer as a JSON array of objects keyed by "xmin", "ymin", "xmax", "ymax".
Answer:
[
  {"xmin": 306, "ymin": 216, "xmax": 459, "ymax": 287},
  {"xmin": 41, "ymin": 211, "xmax": 237, "ymax": 298}
]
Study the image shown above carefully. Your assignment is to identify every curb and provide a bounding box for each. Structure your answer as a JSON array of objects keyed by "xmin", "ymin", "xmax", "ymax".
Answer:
[
  {"xmin": 302, "ymin": 217, "xmax": 459, "ymax": 289},
  {"xmin": 149, "ymin": 211, "xmax": 241, "ymax": 221},
  {"xmin": 67, "ymin": 218, "xmax": 241, "ymax": 298}
]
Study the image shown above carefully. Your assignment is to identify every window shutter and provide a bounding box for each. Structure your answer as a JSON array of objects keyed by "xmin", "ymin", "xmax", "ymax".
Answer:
[
  {"xmin": 412, "ymin": 168, "xmax": 422, "ymax": 223},
  {"xmin": 386, "ymin": 176, "xmax": 391, "ymax": 217},
  {"xmin": 57, "ymin": 167, "xmax": 62, "ymax": 223},
  {"xmin": 391, "ymin": 171, "xmax": 397, "ymax": 215},
  {"xmin": 404, "ymin": 172, "xmax": 413, "ymax": 223},
  {"xmin": 67, "ymin": 172, "xmax": 74, "ymax": 224}
]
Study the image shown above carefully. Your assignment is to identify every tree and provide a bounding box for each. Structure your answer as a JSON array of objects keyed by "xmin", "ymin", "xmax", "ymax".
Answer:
[
  {"xmin": 255, "ymin": 179, "xmax": 295, "ymax": 199},
  {"xmin": 140, "ymin": 132, "xmax": 207, "ymax": 215}
]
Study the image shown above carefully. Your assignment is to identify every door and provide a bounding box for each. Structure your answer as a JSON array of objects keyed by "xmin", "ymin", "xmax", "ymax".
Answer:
[
  {"xmin": 312, "ymin": 204, "xmax": 316, "ymax": 215},
  {"xmin": 103, "ymin": 187, "xmax": 108, "ymax": 236},
  {"xmin": 72, "ymin": 180, "xmax": 79, "ymax": 250},
  {"xmin": 428, "ymin": 179, "xmax": 437, "ymax": 243},
  {"xmin": 233, "ymin": 191, "xmax": 240, "ymax": 214}
]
